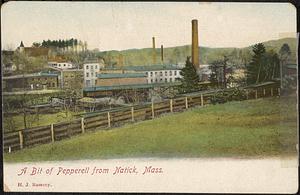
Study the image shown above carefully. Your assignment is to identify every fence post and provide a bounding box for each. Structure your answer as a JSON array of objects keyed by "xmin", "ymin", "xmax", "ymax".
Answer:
[
  {"xmin": 18, "ymin": 130, "xmax": 23, "ymax": 149},
  {"xmin": 170, "ymin": 99, "xmax": 173, "ymax": 113},
  {"xmin": 201, "ymin": 94, "xmax": 204, "ymax": 106},
  {"xmin": 51, "ymin": 124, "xmax": 55, "ymax": 142},
  {"xmin": 255, "ymin": 90, "xmax": 258, "ymax": 99},
  {"xmin": 185, "ymin": 97, "xmax": 188, "ymax": 109},
  {"xmin": 81, "ymin": 118, "xmax": 85, "ymax": 133},
  {"xmin": 107, "ymin": 112, "xmax": 111, "ymax": 128},
  {"xmin": 263, "ymin": 88, "xmax": 266, "ymax": 97},
  {"xmin": 131, "ymin": 107, "xmax": 134, "ymax": 122},
  {"xmin": 278, "ymin": 88, "xmax": 281, "ymax": 96},
  {"xmin": 151, "ymin": 102, "xmax": 155, "ymax": 119},
  {"xmin": 271, "ymin": 88, "xmax": 273, "ymax": 96}
]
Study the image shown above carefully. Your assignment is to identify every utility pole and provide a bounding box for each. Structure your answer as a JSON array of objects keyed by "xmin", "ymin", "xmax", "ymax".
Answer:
[{"xmin": 223, "ymin": 55, "xmax": 229, "ymax": 89}]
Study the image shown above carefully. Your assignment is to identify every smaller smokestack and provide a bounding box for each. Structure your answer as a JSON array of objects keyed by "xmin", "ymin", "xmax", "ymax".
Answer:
[
  {"xmin": 161, "ymin": 45, "xmax": 164, "ymax": 64},
  {"xmin": 152, "ymin": 37, "xmax": 156, "ymax": 64},
  {"xmin": 118, "ymin": 54, "xmax": 124, "ymax": 67}
]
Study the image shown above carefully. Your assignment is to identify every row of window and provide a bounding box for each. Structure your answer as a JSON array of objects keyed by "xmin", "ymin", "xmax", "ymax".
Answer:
[
  {"xmin": 147, "ymin": 70, "xmax": 179, "ymax": 77},
  {"xmin": 149, "ymin": 77, "xmax": 177, "ymax": 83},
  {"xmin": 86, "ymin": 72, "xmax": 95, "ymax": 77},
  {"xmin": 85, "ymin": 65, "xmax": 98, "ymax": 70}
]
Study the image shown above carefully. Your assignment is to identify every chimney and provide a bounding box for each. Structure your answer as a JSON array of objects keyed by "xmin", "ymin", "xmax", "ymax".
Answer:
[
  {"xmin": 118, "ymin": 54, "xmax": 124, "ymax": 67},
  {"xmin": 118, "ymin": 54, "xmax": 124, "ymax": 73},
  {"xmin": 152, "ymin": 37, "xmax": 156, "ymax": 64},
  {"xmin": 161, "ymin": 45, "xmax": 164, "ymax": 64},
  {"xmin": 192, "ymin": 19, "xmax": 199, "ymax": 70}
]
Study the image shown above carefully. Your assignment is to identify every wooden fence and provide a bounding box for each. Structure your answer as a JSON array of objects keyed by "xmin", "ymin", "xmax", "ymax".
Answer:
[{"xmin": 3, "ymin": 84, "xmax": 280, "ymax": 153}]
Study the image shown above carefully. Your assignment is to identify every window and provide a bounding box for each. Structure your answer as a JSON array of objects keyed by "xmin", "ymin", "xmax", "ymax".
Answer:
[
  {"xmin": 150, "ymin": 79, "xmax": 153, "ymax": 83},
  {"xmin": 91, "ymin": 72, "xmax": 94, "ymax": 77},
  {"xmin": 155, "ymin": 72, "xmax": 157, "ymax": 75},
  {"xmin": 174, "ymin": 71, "xmax": 177, "ymax": 76},
  {"xmin": 165, "ymin": 78, "xmax": 167, "ymax": 82},
  {"xmin": 170, "ymin": 71, "xmax": 172, "ymax": 76},
  {"xmin": 170, "ymin": 78, "xmax": 173, "ymax": 82},
  {"xmin": 95, "ymin": 80, "xmax": 97, "ymax": 85},
  {"xmin": 150, "ymin": 72, "xmax": 153, "ymax": 76},
  {"xmin": 95, "ymin": 65, "xmax": 98, "ymax": 69},
  {"xmin": 91, "ymin": 65, "xmax": 94, "ymax": 70},
  {"xmin": 52, "ymin": 83, "xmax": 55, "ymax": 87},
  {"xmin": 86, "ymin": 65, "xmax": 89, "ymax": 69},
  {"xmin": 165, "ymin": 71, "xmax": 167, "ymax": 76},
  {"xmin": 155, "ymin": 78, "xmax": 157, "ymax": 82},
  {"xmin": 160, "ymin": 78, "xmax": 163, "ymax": 82},
  {"xmin": 160, "ymin": 71, "xmax": 162, "ymax": 76},
  {"xmin": 86, "ymin": 73, "xmax": 89, "ymax": 77},
  {"xmin": 64, "ymin": 64, "xmax": 66, "ymax": 67}
]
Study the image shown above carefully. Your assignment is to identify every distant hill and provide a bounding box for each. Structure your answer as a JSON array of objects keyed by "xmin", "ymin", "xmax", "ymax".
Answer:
[{"xmin": 97, "ymin": 37, "xmax": 297, "ymax": 66}]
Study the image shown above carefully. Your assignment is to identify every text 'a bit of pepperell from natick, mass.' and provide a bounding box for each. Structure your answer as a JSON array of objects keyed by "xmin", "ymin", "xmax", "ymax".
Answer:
[{"xmin": 19, "ymin": 166, "xmax": 164, "ymax": 176}]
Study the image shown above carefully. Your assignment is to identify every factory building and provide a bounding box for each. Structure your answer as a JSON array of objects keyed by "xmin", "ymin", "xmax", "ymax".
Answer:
[{"xmin": 2, "ymin": 72, "xmax": 59, "ymax": 92}]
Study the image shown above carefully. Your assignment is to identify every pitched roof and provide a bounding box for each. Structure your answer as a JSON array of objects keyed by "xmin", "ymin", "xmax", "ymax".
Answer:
[
  {"xmin": 83, "ymin": 82, "xmax": 181, "ymax": 92},
  {"xmin": 97, "ymin": 73, "xmax": 146, "ymax": 79},
  {"xmin": 20, "ymin": 41, "xmax": 24, "ymax": 47}
]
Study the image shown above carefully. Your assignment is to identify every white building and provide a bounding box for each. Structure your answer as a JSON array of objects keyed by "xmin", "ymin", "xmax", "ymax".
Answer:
[
  {"xmin": 48, "ymin": 61, "xmax": 75, "ymax": 70},
  {"xmin": 121, "ymin": 65, "xmax": 182, "ymax": 84},
  {"xmin": 83, "ymin": 60, "xmax": 105, "ymax": 87},
  {"xmin": 146, "ymin": 69, "xmax": 182, "ymax": 83}
]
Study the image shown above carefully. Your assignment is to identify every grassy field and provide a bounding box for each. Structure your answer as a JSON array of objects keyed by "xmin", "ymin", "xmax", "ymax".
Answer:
[
  {"xmin": 4, "ymin": 96, "xmax": 297, "ymax": 162},
  {"xmin": 3, "ymin": 111, "xmax": 84, "ymax": 132}
]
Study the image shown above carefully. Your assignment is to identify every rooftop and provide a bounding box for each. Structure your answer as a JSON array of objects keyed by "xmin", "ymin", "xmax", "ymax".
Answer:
[
  {"xmin": 84, "ymin": 82, "xmax": 181, "ymax": 92},
  {"xmin": 104, "ymin": 64, "xmax": 182, "ymax": 71},
  {"xmin": 3, "ymin": 72, "xmax": 59, "ymax": 80},
  {"xmin": 97, "ymin": 73, "xmax": 146, "ymax": 79},
  {"xmin": 286, "ymin": 64, "xmax": 297, "ymax": 69}
]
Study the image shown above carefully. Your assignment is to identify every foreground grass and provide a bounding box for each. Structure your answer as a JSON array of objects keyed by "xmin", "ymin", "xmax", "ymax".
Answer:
[{"xmin": 4, "ymin": 96, "xmax": 297, "ymax": 162}]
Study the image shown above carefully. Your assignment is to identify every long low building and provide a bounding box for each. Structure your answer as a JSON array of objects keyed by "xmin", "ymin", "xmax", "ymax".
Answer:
[
  {"xmin": 2, "ymin": 72, "xmax": 59, "ymax": 92},
  {"xmin": 100, "ymin": 64, "xmax": 182, "ymax": 84},
  {"xmin": 83, "ymin": 82, "xmax": 181, "ymax": 97},
  {"xmin": 96, "ymin": 72, "xmax": 147, "ymax": 86}
]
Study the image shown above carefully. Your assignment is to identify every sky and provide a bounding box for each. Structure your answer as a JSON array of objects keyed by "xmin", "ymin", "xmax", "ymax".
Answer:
[{"xmin": 1, "ymin": 2, "xmax": 297, "ymax": 51}]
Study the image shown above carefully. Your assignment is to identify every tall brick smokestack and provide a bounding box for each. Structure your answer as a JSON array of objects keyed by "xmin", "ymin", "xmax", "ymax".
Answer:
[
  {"xmin": 152, "ymin": 37, "xmax": 156, "ymax": 64},
  {"xmin": 192, "ymin": 19, "xmax": 199, "ymax": 70},
  {"xmin": 161, "ymin": 45, "xmax": 164, "ymax": 64}
]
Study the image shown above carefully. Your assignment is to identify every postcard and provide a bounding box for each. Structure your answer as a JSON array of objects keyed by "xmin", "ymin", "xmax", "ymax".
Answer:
[{"xmin": 1, "ymin": 1, "xmax": 298, "ymax": 193}]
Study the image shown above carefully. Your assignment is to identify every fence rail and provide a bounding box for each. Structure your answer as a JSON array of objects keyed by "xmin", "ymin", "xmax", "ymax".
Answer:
[{"xmin": 3, "ymin": 84, "xmax": 280, "ymax": 153}]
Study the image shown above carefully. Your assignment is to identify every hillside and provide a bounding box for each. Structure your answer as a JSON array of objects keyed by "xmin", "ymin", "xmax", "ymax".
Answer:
[
  {"xmin": 4, "ymin": 96, "xmax": 297, "ymax": 162},
  {"xmin": 97, "ymin": 37, "xmax": 297, "ymax": 66}
]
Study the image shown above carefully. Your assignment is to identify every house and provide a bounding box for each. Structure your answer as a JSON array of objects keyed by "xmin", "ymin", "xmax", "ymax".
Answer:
[
  {"xmin": 60, "ymin": 69, "xmax": 84, "ymax": 89},
  {"xmin": 17, "ymin": 41, "xmax": 50, "ymax": 58},
  {"xmin": 48, "ymin": 61, "xmax": 75, "ymax": 69},
  {"xmin": 2, "ymin": 72, "xmax": 59, "ymax": 92},
  {"xmin": 83, "ymin": 58, "xmax": 105, "ymax": 87}
]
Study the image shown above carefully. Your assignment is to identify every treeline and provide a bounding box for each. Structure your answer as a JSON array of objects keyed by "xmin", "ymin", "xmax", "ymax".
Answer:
[
  {"xmin": 246, "ymin": 43, "xmax": 291, "ymax": 85},
  {"xmin": 32, "ymin": 39, "xmax": 87, "ymax": 49}
]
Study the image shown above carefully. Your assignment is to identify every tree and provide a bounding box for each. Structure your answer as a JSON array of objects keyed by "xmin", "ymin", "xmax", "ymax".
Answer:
[
  {"xmin": 178, "ymin": 56, "xmax": 200, "ymax": 93},
  {"xmin": 209, "ymin": 60, "xmax": 222, "ymax": 88},
  {"xmin": 32, "ymin": 42, "xmax": 41, "ymax": 47},
  {"xmin": 246, "ymin": 43, "xmax": 266, "ymax": 84}
]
